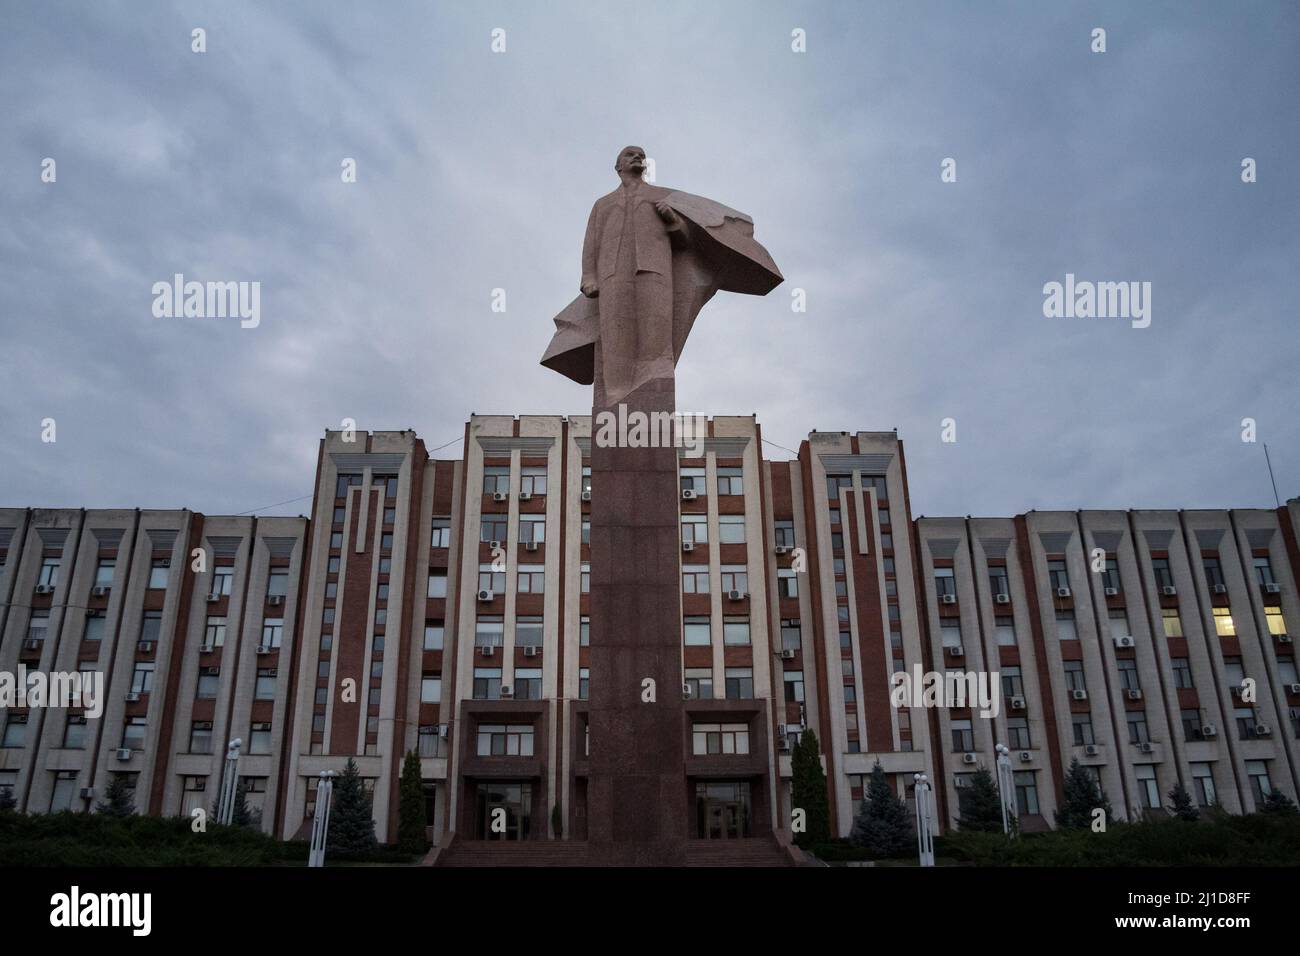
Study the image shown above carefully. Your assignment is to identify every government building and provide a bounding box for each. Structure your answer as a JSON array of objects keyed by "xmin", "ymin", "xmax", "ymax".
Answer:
[{"xmin": 2, "ymin": 415, "xmax": 1298, "ymax": 859}]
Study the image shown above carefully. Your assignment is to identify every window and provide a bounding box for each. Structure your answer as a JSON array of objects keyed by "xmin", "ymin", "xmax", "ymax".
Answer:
[
  {"xmin": 1062, "ymin": 660, "xmax": 1085, "ymax": 693},
  {"xmin": 255, "ymin": 668, "xmax": 277, "ymax": 700},
  {"xmin": 121, "ymin": 716, "xmax": 147, "ymax": 751},
  {"xmin": 1235, "ymin": 707, "xmax": 1258, "ymax": 739},
  {"xmin": 679, "ymin": 467, "xmax": 706, "ymax": 497},
  {"xmin": 380, "ymin": 533, "xmax": 393, "ymax": 551},
  {"xmin": 520, "ymin": 468, "xmax": 547, "ymax": 497},
  {"xmin": 581, "ymin": 467, "xmax": 592, "ymax": 495},
  {"xmin": 519, "ymin": 515, "xmax": 546, "ymax": 546},
  {"xmin": 477, "ymin": 723, "xmax": 534, "ymax": 756},
  {"xmin": 994, "ymin": 617, "xmax": 1016, "ymax": 646},
  {"xmin": 335, "ymin": 473, "xmax": 363, "ymax": 496},
  {"xmin": 692, "ymin": 723, "xmax": 750, "ymax": 755},
  {"xmin": 212, "ymin": 566, "xmax": 234, "ymax": 596},
  {"xmin": 1253, "ymin": 556, "xmax": 1276, "ymax": 587},
  {"xmin": 430, "ymin": 517, "xmax": 451, "ymax": 548},
  {"xmin": 1007, "ymin": 716, "xmax": 1031, "ymax": 749},
  {"xmin": 950, "ymin": 718, "xmax": 974, "ymax": 752},
  {"xmin": 1266, "ymin": 607, "xmax": 1288, "ymax": 638},
  {"xmin": 784, "ymin": 670, "xmax": 805, "ymax": 703},
  {"xmin": 421, "ymin": 673, "xmax": 442, "ymax": 704},
  {"xmin": 1245, "ymin": 760, "xmax": 1272, "ymax": 804},
  {"xmin": 989, "ymin": 565, "xmax": 1010, "ymax": 597},
  {"xmin": 204, "ymin": 616, "xmax": 226, "ymax": 648},
  {"xmin": 139, "ymin": 610, "xmax": 162, "ymax": 645},
  {"xmin": 724, "ymin": 668, "xmax": 754, "ymax": 699},
  {"xmin": 684, "ymin": 616, "xmax": 711, "ymax": 646},
  {"xmin": 1212, "ymin": 607, "xmax": 1235, "ymax": 637},
  {"xmin": 716, "ymin": 467, "xmax": 743, "ymax": 496},
  {"xmin": 1181, "ymin": 708, "xmax": 1203, "ymax": 741},
  {"xmin": 680, "ymin": 514, "xmax": 708, "ymax": 548},
  {"xmin": 263, "ymin": 567, "xmax": 289, "ymax": 599},
  {"xmin": 718, "ymin": 515, "xmax": 746, "ymax": 545},
  {"xmin": 1001, "ymin": 666, "xmax": 1024, "ymax": 699},
  {"xmin": 941, "ymin": 621, "xmax": 962, "ymax": 649},
  {"xmin": 1072, "ymin": 714, "xmax": 1094, "ymax": 746},
  {"xmin": 482, "ymin": 467, "xmax": 510, "ymax": 496},
  {"xmin": 424, "ymin": 621, "xmax": 444, "ymax": 651},
  {"xmin": 517, "ymin": 565, "xmax": 545, "ymax": 594},
  {"xmin": 723, "ymin": 617, "xmax": 750, "ymax": 646},
  {"xmin": 934, "ymin": 567, "xmax": 956, "ymax": 599},
  {"xmin": 475, "ymin": 617, "xmax": 504, "ymax": 650},
  {"xmin": 477, "ymin": 565, "xmax": 504, "ymax": 594},
  {"xmin": 473, "ymin": 668, "xmax": 502, "ymax": 700},
  {"xmin": 94, "ymin": 559, "xmax": 115, "ymax": 588},
  {"xmin": 62, "ymin": 715, "xmax": 86, "ymax": 750},
  {"xmin": 1100, "ymin": 558, "xmax": 1121, "ymax": 593},
  {"xmin": 1108, "ymin": 609, "xmax": 1131, "ymax": 641},
  {"xmin": 1127, "ymin": 711, "xmax": 1149, "ymax": 745},
  {"xmin": 196, "ymin": 668, "xmax": 219, "ymax": 699},
  {"xmin": 84, "ymin": 614, "xmax": 106, "ymax": 642},
  {"xmin": 1151, "ymin": 557, "xmax": 1174, "ymax": 590},
  {"xmin": 1170, "ymin": 657, "xmax": 1193, "ymax": 688},
  {"xmin": 28, "ymin": 610, "xmax": 49, "ymax": 644},
  {"xmin": 720, "ymin": 566, "xmax": 748, "ymax": 594},
  {"xmin": 261, "ymin": 618, "xmax": 283, "ymax": 649},
  {"xmin": 580, "ymin": 616, "xmax": 590, "ymax": 647},
  {"xmin": 777, "ymin": 568, "xmax": 798, "ymax": 598},
  {"xmin": 145, "ymin": 558, "xmax": 169, "ymax": 590},
  {"xmin": 1191, "ymin": 763, "xmax": 1217, "ymax": 807},
  {"xmin": 514, "ymin": 668, "xmax": 542, "ymax": 700},
  {"xmin": 781, "ymin": 619, "xmax": 801, "ymax": 652},
  {"xmin": 684, "ymin": 668, "xmax": 713, "ymax": 700},
  {"xmin": 1047, "ymin": 559, "xmax": 1068, "ymax": 592},
  {"xmin": 1278, "ymin": 655, "xmax": 1298, "ymax": 687},
  {"xmin": 481, "ymin": 516, "xmax": 509, "ymax": 543},
  {"xmin": 418, "ymin": 726, "xmax": 444, "ymax": 759},
  {"xmin": 579, "ymin": 668, "xmax": 589, "ymax": 700},
  {"xmin": 248, "ymin": 722, "xmax": 272, "ymax": 754},
  {"xmin": 581, "ymin": 563, "xmax": 590, "ymax": 593},
  {"xmin": 1117, "ymin": 658, "xmax": 1140, "ymax": 692},
  {"xmin": 1135, "ymin": 765, "xmax": 1159, "ymax": 809},
  {"xmin": 2, "ymin": 714, "xmax": 28, "ymax": 749},
  {"xmin": 826, "ymin": 474, "xmax": 852, "ymax": 501},
  {"xmin": 774, "ymin": 521, "xmax": 795, "ymax": 548},
  {"xmin": 130, "ymin": 662, "xmax": 155, "ymax": 695},
  {"xmin": 38, "ymin": 557, "xmax": 60, "ymax": 588},
  {"xmin": 516, "ymin": 616, "xmax": 543, "ymax": 650},
  {"xmin": 682, "ymin": 565, "xmax": 709, "ymax": 594},
  {"xmin": 581, "ymin": 519, "xmax": 590, "ymax": 546},
  {"xmin": 1203, "ymin": 557, "xmax": 1225, "ymax": 590},
  {"xmin": 1056, "ymin": 611, "xmax": 1077, "ymax": 641},
  {"xmin": 1161, "ymin": 608, "xmax": 1182, "ymax": 638}
]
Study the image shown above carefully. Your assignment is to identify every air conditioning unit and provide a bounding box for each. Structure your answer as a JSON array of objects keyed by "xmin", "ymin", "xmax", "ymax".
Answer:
[
  {"xmin": 1212, "ymin": 584, "xmax": 1227, "ymax": 594},
  {"xmin": 1255, "ymin": 724, "xmax": 1272, "ymax": 737},
  {"xmin": 681, "ymin": 489, "xmax": 697, "ymax": 501},
  {"xmin": 1126, "ymin": 689, "xmax": 1143, "ymax": 700},
  {"xmin": 1072, "ymin": 689, "xmax": 1088, "ymax": 701},
  {"xmin": 34, "ymin": 584, "xmax": 53, "ymax": 594},
  {"xmin": 1018, "ymin": 751, "xmax": 1032, "ymax": 763},
  {"xmin": 1265, "ymin": 583, "xmax": 1281, "ymax": 594},
  {"xmin": 519, "ymin": 492, "xmax": 532, "ymax": 501},
  {"xmin": 949, "ymin": 645, "xmax": 965, "ymax": 658},
  {"xmin": 138, "ymin": 641, "xmax": 154, "ymax": 653},
  {"xmin": 480, "ymin": 644, "xmax": 495, "ymax": 657},
  {"xmin": 1161, "ymin": 585, "xmax": 1177, "ymax": 596},
  {"xmin": 116, "ymin": 748, "xmax": 132, "ymax": 761},
  {"xmin": 1010, "ymin": 696, "xmax": 1026, "ymax": 710},
  {"xmin": 268, "ymin": 594, "xmax": 284, "ymax": 606},
  {"xmin": 781, "ymin": 649, "xmax": 796, "ymax": 661},
  {"xmin": 524, "ymin": 541, "xmax": 539, "ymax": 552},
  {"xmin": 1103, "ymin": 587, "xmax": 1118, "ymax": 597},
  {"xmin": 24, "ymin": 638, "xmax": 41, "ymax": 651},
  {"xmin": 1114, "ymin": 636, "xmax": 1135, "ymax": 648},
  {"xmin": 682, "ymin": 683, "xmax": 694, "ymax": 700},
  {"xmin": 1056, "ymin": 587, "xmax": 1071, "ymax": 598},
  {"xmin": 498, "ymin": 685, "xmax": 513, "ymax": 699},
  {"xmin": 492, "ymin": 492, "xmax": 508, "ymax": 502},
  {"xmin": 1084, "ymin": 744, "xmax": 1099, "ymax": 756},
  {"xmin": 92, "ymin": 585, "xmax": 110, "ymax": 597},
  {"xmin": 777, "ymin": 738, "xmax": 791, "ymax": 752},
  {"xmin": 257, "ymin": 645, "xmax": 273, "ymax": 655},
  {"xmin": 1201, "ymin": 725, "xmax": 1218, "ymax": 738},
  {"xmin": 477, "ymin": 589, "xmax": 494, "ymax": 602},
  {"xmin": 79, "ymin": 787, "xmax": 95, "ymax": 799},
  {"xmin": 438, "ymin": 724, "xmax": 449, "ymax": 738},
  {"xmin": 1289, "ymin": 683, "xmax": 1300, "ymax": 694},
  {"xmin": 727, "ymin": 590, "xmax": 745, "ymax": 601},
  {"xmin": 199, "ymin": 643, "xmax": 214, "ymax": 653},
  {"xmin": 962, "ymin": 753, "xmax": 977, "ymax": 765},
  {"xmin": 775, "ymin": 545, "xmax": 790, "ymax": 555},
  {"xmin": 580, "ymin": 490, "xmax": 592, "ymax": 502},
  {"xmin": 488, "ymin": 540, "xmax": 502, "ymax": 551},
  {"xmin": 1138, "ymin": 742, "xmax": 1153, "ymax": 753},
  {"xmin": 523, "ymin": 645, "xmax": 539, "ymax": 658},
  {"xmin": 206, "ymin": 593, "xmax": 220, "ymax": 603},
  {"xmin": 125, "ymin": 692, "xmax": 140, "ymax": 702},
  {"xmin": 1279, "ymin": 634, "xmax": 1293, "ymax": 644},
  {"xmin": 682, "ymin": 541, "xmax": 695, "ymax": 552},
  {"xmin": 941, "ymin": 594, "xmax": 957, "ymax": 605}
]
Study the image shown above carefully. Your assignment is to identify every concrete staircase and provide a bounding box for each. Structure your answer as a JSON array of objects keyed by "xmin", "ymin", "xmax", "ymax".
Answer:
[{"xmin": 432, "ymin": 835, "xmax": 798, "ymax": 867}]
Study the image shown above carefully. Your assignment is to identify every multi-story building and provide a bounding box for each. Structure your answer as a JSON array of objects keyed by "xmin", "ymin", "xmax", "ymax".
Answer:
[{"xmin": 2, "ymin": 416, "xmax": 1298, "ymax": 852}]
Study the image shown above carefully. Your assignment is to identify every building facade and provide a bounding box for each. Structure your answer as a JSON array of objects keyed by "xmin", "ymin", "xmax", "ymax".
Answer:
[{"xmin": 1, "ymin": 415, "xmax": 1298, "ymax": 847}]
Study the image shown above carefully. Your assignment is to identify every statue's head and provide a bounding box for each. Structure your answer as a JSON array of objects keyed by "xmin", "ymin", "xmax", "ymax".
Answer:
[{"xmin": 614, "ymin": 145, "xmax": 647, "ymax": 177}]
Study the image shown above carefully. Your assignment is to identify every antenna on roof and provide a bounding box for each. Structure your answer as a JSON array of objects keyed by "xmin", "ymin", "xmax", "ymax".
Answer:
[{"xmin": 1264, "ymin": 443, "xmax": 1281, "ymax": 508}]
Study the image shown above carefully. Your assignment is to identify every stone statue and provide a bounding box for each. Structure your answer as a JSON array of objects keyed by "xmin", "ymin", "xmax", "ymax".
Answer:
[{"xmin": 541, "ymin": 145, "xmax": 783, "ymax": 409}]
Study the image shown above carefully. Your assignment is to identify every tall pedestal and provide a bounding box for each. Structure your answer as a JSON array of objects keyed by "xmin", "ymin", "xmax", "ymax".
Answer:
[{"xmin": 586, "ymin": 375, "xmax": 688, "ymax": 865}]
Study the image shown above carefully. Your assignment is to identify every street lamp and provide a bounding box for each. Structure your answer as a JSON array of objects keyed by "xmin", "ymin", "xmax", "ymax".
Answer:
[
  {"xmin": 913, "ymin": 773, "xmax": 935, "ymax": 867},
  {"xmin": 216, "ymin": 738, "xmax": 242, "ymax": 826},
  {"xmin": 309, "ymin": 770, "xmax": 340, "ymax": 868},
  {"xmin": 995, "ymin": 743, "xmax": 1017, "ymax": 838}
]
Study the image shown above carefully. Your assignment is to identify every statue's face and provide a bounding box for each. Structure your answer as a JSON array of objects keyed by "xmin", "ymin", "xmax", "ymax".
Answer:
[{"xmin": 615, "ymin": 146, "xmax": 647, "ymax": 176}]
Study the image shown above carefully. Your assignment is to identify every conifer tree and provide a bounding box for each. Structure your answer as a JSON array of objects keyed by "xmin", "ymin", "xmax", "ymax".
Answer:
[
  {"xmin": 790, "ymin": 728, "xmax": 831, "ymax": 847},
  {"xmin": 327, "ymin": 757, "xmax": 378, "ymax": 858},
  {"xmin": 397, "ymin": 750, "xmax": 429, "ymax": 853},
  {"xmin": 957, "ymin": 766, "xmax": 1004, "ymax": 832},
  {"xmin": 1055, "ymin": 758, "xmax": 1113, "ymax": 829},
  {"xmin": 850, "ymin": 760, "xmax": 913, "ymax": 856},
  {"xmin": 1167, "ymin": 782, "xmax": 1199, "ymax": 822},
  {"xmin": 96, "ymin": 773, "xmax": 136, "ymax": 818}
]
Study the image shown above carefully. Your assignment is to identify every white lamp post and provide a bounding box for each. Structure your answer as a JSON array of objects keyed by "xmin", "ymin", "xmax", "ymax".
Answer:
[
  {"xmin": 216, "ymin": 738, "xmax": 241, "ymax": 826},
  {"xmin": 308, "ymin": 770, "xmax": 339, "ymax": 868},
  {"xmin": 913, "ymin": 773, "xmax": 935, "ymax": 867},
  {"xmin": 995, "ymin": 743, "xmax": 1017, "ymax": 838}
]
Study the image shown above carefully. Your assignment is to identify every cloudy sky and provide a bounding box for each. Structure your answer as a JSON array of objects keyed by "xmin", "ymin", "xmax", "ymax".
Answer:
[{"xmin": 2, "ymin": 0, "xmax": 1297, "ymax": 519}]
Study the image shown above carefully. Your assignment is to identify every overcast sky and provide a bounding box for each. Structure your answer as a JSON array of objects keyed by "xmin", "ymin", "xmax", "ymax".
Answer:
[{"xmin": 2, "ymin": 0, "xmax": 1297, "ymax": 520}]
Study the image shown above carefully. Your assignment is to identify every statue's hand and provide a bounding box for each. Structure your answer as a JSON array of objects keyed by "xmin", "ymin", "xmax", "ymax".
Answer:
[
  {"xmin": 580, "ymin": 280, "xmax": 599, "ymax": 298},
  {"xmin": 654, "ymin": 200, "xmax": 681, "ymax": 228}
]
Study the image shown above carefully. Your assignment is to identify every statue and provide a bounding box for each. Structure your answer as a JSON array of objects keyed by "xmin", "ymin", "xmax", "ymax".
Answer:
[{"xmin": 541, "ymin": 145, "xmax": 783, "ymax": 409}]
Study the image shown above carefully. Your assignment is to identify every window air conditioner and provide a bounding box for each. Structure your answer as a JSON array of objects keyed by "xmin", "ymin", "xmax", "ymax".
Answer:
[
  {"xmin": 1289, "ymin": 683, "xmax": 1300, "ymax": 695},
  {"xmin": 92, "ymin": 586, "xmax": 110, "ymax": 597},
  {"xmin": 1279, "ymin": 634, "xmax": 1293, "ymax": 643},
  {"xmin": 681, "ymin": 489, "xmax": 697, "ymax": 501},
  {"xmin": 1201, "ymin": 725, "xmax": 1218, "ymax": 738},
  {"xmin": 1138, "ymin": 742, "xmax": 1153, "ymax": 753},
  {"xmin": 727, "ymin": 590, "xmax": 745, "ymax": 601},
  {"xmin": 1265, "ymin": 583, "xmax": 1281, "ymax": 594},
  {"xmin": 995, "ymin": 593, "xmax": 1010, "ymax": 604},
  {"xmin": 941, "ymin": 594, "xmax": 957, "ymax": 605},
  {"xmin": 35, "ymin": 585, "xmax": 53, "ymax": 594},
  {"xmin": 1056, "ymin": 587, "xmax": 1071, "ymax": 598},
  {"xmin": 962, "ymin": 753, "xmax": 977, "ymax": 765},
  {"xmin": 206, "ymin": 593, "xmax": 220, "ymax": 603},
  {"xmin": 524, "ymin": 541, "xmax": 539, "ymax": 552},
  {"xmin": 79, "ymin": 787, "xmax": 95, "ymax": 799},
  {"xmin": 477, "ymin": 589, "xmax": 494, "ymax": 602},
  {"xmin": 199, "ymin": 643, "xmax": 214, "ymax": 653},
  {"xmin": 519, "ymin": 492, "xmax": 532, "ymax": 501},
  {"xmin": 949, "ymin": 645, "xmax": 965, "ymax": 658},
  {"xmin": 1212, "ymin": 584, "xmax": 1227, "ymax": 594},
  {"xmin": 781, "ymin": 649, "xmax": 796, "ymax": 660},
  {"xmin": 438, "ymin": 724, "xmax": 449, "ymax": 738},
  {"xmin": 498, "ymin": 685, "xmax": 512, "ymax": 698},
  {"xmin": 257, "ymin": 645, "xmax": 273, "ymax": 655},
  {"xmin": 1072, "ymin": 689, "xmax": 1088, "ymax": 701},
  {"xmin": 1103, "ymin": 587, "xmax": 1118, "ymax": 597},
  {"xmin": 1019, "ymin": 751, "xmax": 1032, "ymax": 762},
  {"xmin": 1114, "ymin": 636, "xmax": 1134, "ymax": 648},
  {"xmin": 775, "ymin": 545, "xmax": 790, "ymax": 555},
  {"xmin": 1010, "ymin": 696, "xmax": 1026, "ymax": 710},
  {"xmin": 139, "ymin": 641, "xmax": 153, "ymax": 653},
  {"xmin": 480, "ymin": 645, "xmax": 495, "ymax": 657},
  {"xmin": 1084, "ymin": 745, "xmax": 1099, "ymax": 756},
  {"xmin": 1255, "ymin": 724, "xmax": 1272, "ymax": 737},
  {"xmin": 682, "ymin": 541, "xmax": 694, "ymax": 552},
  {"xmin": 116, "ymin": 748, "xmax": 132, "ymax": 761},
  {"xmin": 492, "ymin": 492, "xmax": 508, "ymax": 502},
  {"xmin": 1161, "ymin": 585, "xmax": 1177, "ymax": 596},
  {"xmin": 523, "ymin": 645, "xmax": 539, "ymax": 657},
  {"xmin": 125, "ymin": 692, "xmax": 140, "ymax": 702},
  {"xmin": 268, "ymin": 594, "xmax": 284, "ymax": 606},
  {"xmin": 580, "ymin": 490, "xmax": 592, "ymax": 502},
  {"xmin": 682, "ymin": 683, "xmax": 694, "ymax": 700},
  {"xmin": 1126, "ymin": 689, "xmax": 1142, "ymax": 700},
  {"xmin": 488, "ymin": 540, "xmax": 502, "ymax": 551}
]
